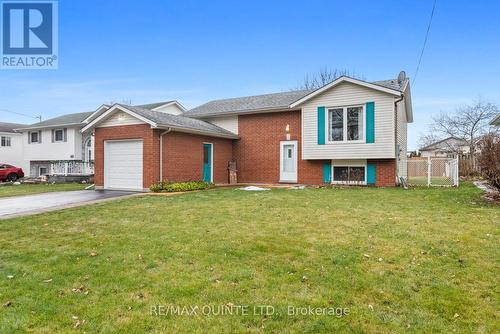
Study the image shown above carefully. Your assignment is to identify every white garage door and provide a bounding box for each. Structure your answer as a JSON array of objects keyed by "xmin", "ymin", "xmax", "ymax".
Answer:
[{"xmin": 104, "ymin": 140, "xmax": 143, "ymax": 190}]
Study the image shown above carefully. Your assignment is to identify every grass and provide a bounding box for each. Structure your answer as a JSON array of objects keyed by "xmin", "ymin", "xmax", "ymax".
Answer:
[
  {"xmin": 0, "ymin": 183, "xmax": 498, "ymax": 333},
  {"xmin": 408, "ymin": 176, "xmax": 456, "ymax": 186},
  {"xmin": 0, "ymin": 183, "xmax": 88, "ymax": 198}
]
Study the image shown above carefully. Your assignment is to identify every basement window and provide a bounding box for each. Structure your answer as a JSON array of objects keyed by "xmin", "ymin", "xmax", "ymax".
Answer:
[{"xmin": 332, "ymin": 166, "xmax": 366, "ymax": 184}]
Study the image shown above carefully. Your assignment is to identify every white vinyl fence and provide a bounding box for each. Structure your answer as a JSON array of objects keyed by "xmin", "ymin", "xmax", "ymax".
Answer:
[{"xmin": 407, "ymin": 157, "xmax": 459, "ymax": 187}]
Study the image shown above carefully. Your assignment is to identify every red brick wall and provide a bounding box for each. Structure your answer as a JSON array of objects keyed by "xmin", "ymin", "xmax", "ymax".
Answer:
[
  {"xmin": 94, "ymin": 124, "xmax": 159, "ymax": 189},
  {"xmin": 162, "ymin": 132, "xmax": 233, "ymax": 184},
  {"xmin": 368, "ymin": 159, "xmax": 396, "ymax": 187},
  {"xmin": 95, "ymin": 125, "xmax": 234, "ymax": 188},
  {"xmin": 233, "ymin": 111, "xmax": 326, "ymax": 184},
  {"xmin": 93, "ymin": 115, "xmax": 396, "ymax": 188}
]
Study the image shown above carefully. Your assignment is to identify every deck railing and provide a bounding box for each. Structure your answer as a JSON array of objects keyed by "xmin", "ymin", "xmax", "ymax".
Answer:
[{"xmin": 50, "ymin": 161, "xmax": 94, "ymax": 176}]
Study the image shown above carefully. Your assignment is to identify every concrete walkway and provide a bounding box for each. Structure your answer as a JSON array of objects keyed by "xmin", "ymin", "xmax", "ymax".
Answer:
[{"xmin": 0, "ymin": 190, "xmax": 137, "ymax": 219}]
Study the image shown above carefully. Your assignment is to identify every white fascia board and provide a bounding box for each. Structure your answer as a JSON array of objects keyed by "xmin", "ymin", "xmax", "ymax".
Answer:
[
  {"xmin": 152, "ymin": 101, "xmax": 187, "ymax": 112},
  {"xmin": 81, "ymin": 104, "xmax": 157, "ymax": 133},
  {"xmin": 289, "ymin": 76, "xmax": 402, "ymax": 108},
  {"xmin": 158, "ymin": 124, "xmax": 239, "ymax": 139},
  {"xmin": 82, "ymin": 104, "xmax": 111, "ymax": 124},
  {"xmin": 0, "ymin": 131, "xmax": 23, "ymax": 135},
  {"xmin": 15, "ymin": 123, "xmax": 83, "ymax": 131}
]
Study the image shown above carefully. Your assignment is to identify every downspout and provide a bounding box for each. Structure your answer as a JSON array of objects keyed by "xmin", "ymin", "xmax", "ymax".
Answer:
[
  {"xmin": 159, "ymin": 128, "xmax": 172, "ymax": 182},
  {"xmin": 394, "ymin": 94, "xmax": 404, "ymax": 184}
]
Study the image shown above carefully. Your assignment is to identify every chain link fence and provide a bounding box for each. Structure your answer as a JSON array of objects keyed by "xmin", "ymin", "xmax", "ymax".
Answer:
[{"xmin": 407, "ymin": 157, "xmax": 459, "ymax": 187}]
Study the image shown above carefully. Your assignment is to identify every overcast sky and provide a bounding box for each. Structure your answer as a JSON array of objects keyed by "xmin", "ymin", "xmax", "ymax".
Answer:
[{"xmin": 1, "ymin": 0, "xmax": 499, "ymax": 150}]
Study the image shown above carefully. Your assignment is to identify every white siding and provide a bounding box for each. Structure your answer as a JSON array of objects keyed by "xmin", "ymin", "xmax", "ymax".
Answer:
[
  {"xmin": 21, "ymin": 127, "xmax": 82, "ymax": 175},
  {"xmin": 301, "ymin": 82, "xmax": 396, "ymax": 160},
  {"xmin": 0, "ymin": 132, "xmax": 23, "ymax": 167},
  {"xmin": 154, "ymin": 103, "xmax": 184, "ymax": 115},
  {"xmin": 206, "ymin": 116, "xmax": 239, "ymax": 135},
  {"xmin": 74, "ymin": 129, "xmax": 82, "ymax": 160},
  {"xmin": 332, "ymin": 159, "xmax": 367, "ymax": 166},
  {"xmin": 99, "ymin": 112, "xmax": 144, "ymax": 127},
  {"xmin": 396, "ymin": 99, "xmax": 408, "ymax": 177}
]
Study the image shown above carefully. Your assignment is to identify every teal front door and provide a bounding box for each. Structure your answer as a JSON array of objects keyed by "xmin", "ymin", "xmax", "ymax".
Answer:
[{"xmin": 203, "ymin": 143, "xmax": 212, "ymax": 182}]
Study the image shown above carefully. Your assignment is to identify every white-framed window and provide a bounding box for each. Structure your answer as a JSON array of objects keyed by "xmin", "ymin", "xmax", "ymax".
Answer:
[
  {"xmin": 327, "ymin": 105, "xmax": 364, "ymax": 142},
  {"xmin": 1, "ymin": 136, "xmax": 11, "ymax": 147},
  {"xmin": 30, "ymin": 131, "xmax": 39, "ymax": 143},
  {"xmin": 39, "ymin": 167, "xmax": 48, "ymax": 176},
  {"xmin": 85, "ymin": 137, "xmax": 92, "ymax": 161},
  {"xmin": 54, "ymin": 129, "xmax": 64, "ymax": 142},
  {"xmin": 331, "ymin": 164, "xmax": 366, "ymax": 184}
]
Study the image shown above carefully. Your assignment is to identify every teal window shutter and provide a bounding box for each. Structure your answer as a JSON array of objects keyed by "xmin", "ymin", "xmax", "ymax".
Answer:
[
  {"xmin": 323, "ymin": 162, "xmax": 331, "ymax": 183},
  {"xmin": 317, "ymin": 106, "xmax": 325, "ymax": 145},
  {"xmin": 367, "ymin": 163, "xmax": 376, "ymax": 185},
  {"xmin": 366, "ymin": 102, "xmax": 375, "ymax": 143}
]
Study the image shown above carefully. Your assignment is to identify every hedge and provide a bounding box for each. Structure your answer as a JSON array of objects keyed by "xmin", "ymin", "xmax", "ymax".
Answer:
[{"xmin": 149, "ymin": 181, "xmax": 212, "ymax": 193}]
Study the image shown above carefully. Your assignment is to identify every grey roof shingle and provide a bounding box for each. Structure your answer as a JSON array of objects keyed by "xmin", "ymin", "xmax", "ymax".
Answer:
[
  {"xmin": 118, "ymin": 104, "xmax": 238, "ymax": 138},
  {"xmin": 0, "ymin": 122, "xmax": 27, "ymax": 133},
  {"xmin": 84, "ymin": 101, "xmax": 181, "ymax": 125},
  {"xmin": 135, "ymin": 101, "xmax": 175, "ymax": 110},
  {"xmin": 372, "ymin": 79, "xmax": 408, "ymax": 91},
  {"xmin": 18, "ymin": 111, "xmax": 94, "ymax": 129},
  {"xmin": 185, "ymin": 77, "xmax": 407, "ymax": 117},
  {"xmin": 184, "ymin": 89, "xmax": 314, "ymax": 117},
  {"xmin": 16, "ymin": 101, "xmax": 173, "ymax": 130}
]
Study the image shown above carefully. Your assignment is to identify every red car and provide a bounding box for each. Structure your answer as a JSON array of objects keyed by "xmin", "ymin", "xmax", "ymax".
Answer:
[{"xmin": 0, "ymin": 164, "xmax": 24, "ymax": 182}]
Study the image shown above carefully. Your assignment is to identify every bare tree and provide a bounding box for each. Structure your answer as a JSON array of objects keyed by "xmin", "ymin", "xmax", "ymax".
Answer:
[
  {"xmin": 106, "ymin": 98, "xmax": 133, "ymax": 106},
  {"xmin": 418, "ymin": 132, "xmax": 441, "ymax": 149},
  {"xmin": 417, "ymin": 132, "xmax": 465, "ymax": 155},
  {"xmin": 297, "ymin": 67, "xmax": 363, "ymax": 90},
  {"xmin": 430, "ymin": 100, "xmax": 499, "ymax": 165}
]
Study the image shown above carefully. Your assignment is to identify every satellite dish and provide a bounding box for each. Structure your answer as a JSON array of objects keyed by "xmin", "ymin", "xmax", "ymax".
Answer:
[{"xmin": 397, "ymin": 71, "xmax": 406, "ymax": 84}]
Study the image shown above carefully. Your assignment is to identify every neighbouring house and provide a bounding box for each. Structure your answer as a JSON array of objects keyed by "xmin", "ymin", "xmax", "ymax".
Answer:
[
  {"xmin": 82, "ymin": 72, "xmax": 413, "ymax": 191},
  {"xmin": 419, "ymin": 137, "xmax": 470, "ymax": 158},
  {"xmin": 490, "ymin": 114, "xmax": 500, "ymax": 127},
  {"xmin": 0, "ymin": 122, "xmax": 27, "ymax": 167},
  {"xmin": 14, "ymin": 101, "xmax": 185, "ymax": 177}
]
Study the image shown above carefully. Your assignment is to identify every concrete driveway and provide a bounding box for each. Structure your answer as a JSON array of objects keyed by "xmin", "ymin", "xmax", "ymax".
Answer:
[{"xmin": 0, "ymin": 190, "xmax": 137, "ymax": 219}]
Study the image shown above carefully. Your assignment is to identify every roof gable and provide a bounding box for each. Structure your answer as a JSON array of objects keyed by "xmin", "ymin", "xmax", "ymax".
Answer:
[
  {"xmin": 185, "ymin": 75, "xmax": 408, "ymax": 118},
  {"xmin": 289, "ymin": 76, "xmax": 403, "ymax": 108},
  {"xmin": 83, "ymin": 101, "xmax": 186, "ymax": 124},
  {"xmin": 81, "ymin": 104, "xmax": 238, "ymax": 139}
]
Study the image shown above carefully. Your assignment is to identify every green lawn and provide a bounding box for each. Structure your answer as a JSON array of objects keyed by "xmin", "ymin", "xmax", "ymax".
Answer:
[
  {"xmin": 0, "ymin": 183, "xmax": 88, "ymax": 198},
  {"xmin": 0, "ymin": 183, "xmax": 498, "ymax": 333},
  {"xmin": 408, "ymin": 176, "xmax": 455, "ymax": 186}
]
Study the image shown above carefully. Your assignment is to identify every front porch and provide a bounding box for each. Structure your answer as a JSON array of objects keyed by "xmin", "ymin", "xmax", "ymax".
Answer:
[{"xmin": 30, "ymin": 160, "xmax": 95, "ymax": 177}]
